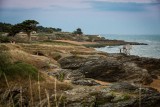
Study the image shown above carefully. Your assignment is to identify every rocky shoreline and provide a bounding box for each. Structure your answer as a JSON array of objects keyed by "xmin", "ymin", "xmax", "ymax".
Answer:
[
  {"xmin": 0, "ymin": 43, "xmax": 160, "ymax": 107},
  {"xmin": 48, "ymin": 51, "xmax": 160, "ymax": 106},
  {"xmin": 95, "ymin": 39, "xmax": 148, "ymax": 46}
]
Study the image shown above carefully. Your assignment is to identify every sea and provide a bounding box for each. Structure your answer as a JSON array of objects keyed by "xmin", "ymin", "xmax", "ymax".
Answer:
[{"xmin": 95, "ymin": 34, "xmax": 160, "ymax": 59}]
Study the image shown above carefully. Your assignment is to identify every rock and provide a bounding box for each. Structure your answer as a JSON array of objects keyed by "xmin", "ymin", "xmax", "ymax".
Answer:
[
  {"xmin": 48, "ymin": 69, "xmax": 85, "ymax": 81},
  {"xmin": 63, "ymin": 83, "xmax": 160, "ymax": 107},
  {"xmin": 109, "ymin": 82, "xmax": 137, "ymax": 92},
  {"xmin": 122, "ymin": 62, "xmax": 153, "ymax": 84},
  {"xmin": 58, "ymin": 55, "xmax": 156, "ymax": 85},
  {"xmin": 58, "ymin": 56, "xmax": 87, "ymax": 70},
  {"xmin": 79, "ymin": 58, "xmax": 125, "ymax": 82},
  {"xmin": 72, "ymin": 78, "xmax": 100, "ymax": 86}
]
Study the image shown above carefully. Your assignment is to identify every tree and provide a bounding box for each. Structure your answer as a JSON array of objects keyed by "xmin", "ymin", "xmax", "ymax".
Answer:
[
  {"xmin": 36, "ymin": 26, "xmax": 62, "ymax": 33},
  {"xmin": 0, "ymin": 22, "xmax": 13, "ymax": 32},
  {"xmin": 21, "ymin": 20, "xmax": 39, "ymax": 42},
  {"xmin": 8, "ymin": 23, "xmax": 22, "ymax": 36},
  {"xmin": 8, "ymin": 20, "xmax": 39, "ymax": 42},
  {"xmin": 73, "ymin": 28, "xmax": 83, "ymax": 35},
  {"xmin": 56, "ymin": 28, "xmax": 62, "ymax": 32}
]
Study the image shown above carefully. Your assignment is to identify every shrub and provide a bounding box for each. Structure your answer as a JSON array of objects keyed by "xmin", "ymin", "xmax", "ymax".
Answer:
[
  {"xmin": 0, "ymin": 52, "xmax": 38, "ymax": 80},
  {"xmin": 0, "ymin": 36, "xmax": 10, "ymax": 43},
  {"xmin": 5, "ymin": 61, "xmax": 38, "ymax": 79},
  {"xmin": 83, "ymin": 44, "xmax": 106, "ymax": 48},
  {"xmin": 0, "ymin": 52, "xmax": 11, "ymax": 72},
  {"xmin": 51, "ymin": 52, "xmax": 62, "ymax": 61}
]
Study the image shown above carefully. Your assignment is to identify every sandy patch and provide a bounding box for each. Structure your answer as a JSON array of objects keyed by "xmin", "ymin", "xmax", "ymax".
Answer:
[{"xmin": 54, "ymin": 40, "xmax": 98, "ymax": 45}]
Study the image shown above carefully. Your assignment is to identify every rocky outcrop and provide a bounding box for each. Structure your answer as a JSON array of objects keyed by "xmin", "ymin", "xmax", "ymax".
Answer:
[
  {"xmin": 58, "ymin": 55, "xmax": 154, "ymax": 85},
  {"xmin": 72, "ymin": 78, "xmax": 100, "ymax": 86},
  {"xmin": 64, "ymin": 82, "xmax": 160, "ymax": 107},
  {"xmin": 58, "ymin": 56, "xmax": 87, "ymax": 70},
  {"xmin": 95, "ymin": 40, "xmax": 148, "ymax": 46},
  {"xmin": 48, "ymin": 69, "xmax": 100, "ymax": 86},
  {"xmin": 37, "ymin": 82, "xmax": 160, "ymax": 107}
]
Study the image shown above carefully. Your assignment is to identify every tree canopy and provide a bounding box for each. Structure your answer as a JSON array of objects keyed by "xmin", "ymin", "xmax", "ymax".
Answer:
[
  {"xmin": 37, "ymin": 26, "xmax": 62, "ymax": 33},
  {"xmin": 73, "ymin": 28, "xmax": 83, "ymax": 35},
  {"xmin": 8, "ymin": 23, "xmax": 22, "ymax": 36},
  {"xmin": 0, "ymin": 22, "xmax": 13, "ymax": 32},
  {"xmin": 21, "ymin": 20, "xmax": 39, "ymax": 34},
  {"xmin": 7, "ymin": 20, "xmax": 39, "ymax": 42}
]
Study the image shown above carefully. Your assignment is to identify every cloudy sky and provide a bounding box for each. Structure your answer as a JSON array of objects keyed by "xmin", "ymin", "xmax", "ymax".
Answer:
[{"xmin": 0, "ymin": 0, "xmax": 160, "ymax": 35}]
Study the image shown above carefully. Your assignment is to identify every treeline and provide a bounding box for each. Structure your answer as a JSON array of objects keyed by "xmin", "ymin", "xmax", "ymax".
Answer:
[
  {"xmin": 0, "ymin": 22, "xmax": 62, "ymax": 33},
  {"xmin": 37, "ymin": 26, "xmax": 61, "ymax": 33},
  {"xmin": 0, "ymin": 22, "xmax": 13, "ymax": 32}
]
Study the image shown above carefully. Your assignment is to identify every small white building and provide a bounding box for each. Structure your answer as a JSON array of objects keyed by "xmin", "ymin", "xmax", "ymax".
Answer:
[{"xmin": 97, "ymin": 35, "xmax": 102, "ymax": 38}]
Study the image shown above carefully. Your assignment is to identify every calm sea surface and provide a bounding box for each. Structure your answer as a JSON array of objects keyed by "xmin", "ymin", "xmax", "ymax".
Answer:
[{"xmin": 95, "ymin": 35, "xmax": 160, "ymax": 59}]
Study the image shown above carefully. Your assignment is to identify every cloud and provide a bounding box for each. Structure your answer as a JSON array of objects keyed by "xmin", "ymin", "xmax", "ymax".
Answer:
[
  {"xmin": 1, "ymin": 0, "xmax": 160, "ymax": 12},
  {"xmin": 90, "ymin": 0, "xmax": 160, "ymax": 12},
  {"xmin": 0, "ymin": 0, "xmax": 91, "ymax": 9},
  {"xmin": 93, "ymin": 0, "xmax": 159, "ymax": 3}
]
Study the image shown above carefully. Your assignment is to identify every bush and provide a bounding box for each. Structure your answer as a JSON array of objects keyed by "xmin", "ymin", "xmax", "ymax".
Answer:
[
  {"xmin": 0, "ymin": 36, "xmax": 10, "ymax": 43},
  {"xmin": 83, "ymin": 44, "xmax": 106, "ymax": 48},
  {"xmin": 0, "ymin": 52, "xmax": 11, "ymax": 72},
  {"xmin": 50, "ymin": 52, "xmax": 62, "ymax": 60},
  {"xmin": 6, "ymin": 61, "xmax": 38, "ymax": 79},
  {"xmin": 0, "ymin": 52, "xmax": 38, "ymax": 80}
]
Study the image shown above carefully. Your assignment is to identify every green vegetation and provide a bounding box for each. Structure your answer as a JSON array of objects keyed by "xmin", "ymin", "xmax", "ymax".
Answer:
[
  {"xmin": 83, "ymin": 44, "xmax": 107, "ymax": 48},
  {"xmin": 8, "ymin": 23, "xmax": 22, "ymax": 36},
  {"xmin": 40, "ymin": 40, "xmax": 78, "ymax": 46},
  {"xmin": 0, "ymin": 20, "xmax": 107, "ymax": 45},
  {"xmin": 8, "ymin": 20, "xmax": 39, "ymax": 42},
  {"xmin": 0, "ymin": 36, "xmax": 10, "ymax": 43},
  {"xmin": 50, "ymin": 52, "xmax": 62, "ymax": 61},
  {"xmin": 0, "ymin": 22, "xmax": 13, "ymax": 32},
  {"xmin": 37, "ymin": 26, "xmax": 61, "ymax": 33},
  {"xmin": 56, "ymin": 72, "xmax": 66, "ymax": 82},
  {"xmin": 20, "ymin": 20, "xmax": 39, "ymax": 42},
  {"xmin": 73, "ymin": 28, "xmax": 83, "ymax": 35},
  {"xmin": 0, "ymin": 52, "xmax": 38, "ymax": 80}
]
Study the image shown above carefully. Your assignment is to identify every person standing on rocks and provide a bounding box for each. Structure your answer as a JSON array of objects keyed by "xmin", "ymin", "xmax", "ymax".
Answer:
[{"xmin": 122, "ymin": 44, "xmax": 132, "ymax": 55}]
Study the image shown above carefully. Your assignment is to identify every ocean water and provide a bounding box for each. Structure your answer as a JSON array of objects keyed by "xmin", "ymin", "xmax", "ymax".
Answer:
[{"xmin": 95, "ymin": 35, "xmax": 160, "ymax": 59}]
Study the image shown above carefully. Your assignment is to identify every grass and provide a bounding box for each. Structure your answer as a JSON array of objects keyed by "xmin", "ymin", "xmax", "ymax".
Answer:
[
  {"xmin": 55, "ymin": 72, "xmax": 66, "ymax": 82},
  {"xmin": 0, "ymin": 44, "xmax": 10, "ymax": 51},
  {"xmin": 6, "ymin": 61, "xmax": 38, "ymax": 79},
  {"xmin": 0, "ymin": 73, "xmax": 72, "ymax": 107},
  {"xmin": 0, "ymin": 36, "xmax": 10, "ymax": 43},
  {"xmin": 50, "ymin": 52, "xmax": 62, "ymax": 61},
  {"xmin": 39, "ymin": 40, "xmax": 78, "ymax": 46},
  {"xmin": 0, "ymin": 51, "xmax": 39, "ymax": 81},
  {"xmin": 83, "ymin": 44, "xmax": 107, "ymax": 48}
]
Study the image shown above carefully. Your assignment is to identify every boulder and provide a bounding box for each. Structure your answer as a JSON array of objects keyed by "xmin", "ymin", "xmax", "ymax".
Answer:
[{"xmin": 58, "ymin": 56, "xmax": 87, "ymax": 70}]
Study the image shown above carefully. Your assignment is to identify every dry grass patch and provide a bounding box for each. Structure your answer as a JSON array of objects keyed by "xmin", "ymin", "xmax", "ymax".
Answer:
[{"xmin": 9, "ymin": 49, "xmax": 59, "ymax": 69}]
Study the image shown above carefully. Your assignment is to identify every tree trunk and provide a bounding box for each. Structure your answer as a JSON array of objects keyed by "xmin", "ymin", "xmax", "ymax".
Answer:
[{"xmin": 27, "ymin": 32, "xmax": 31, "ymax": 42}]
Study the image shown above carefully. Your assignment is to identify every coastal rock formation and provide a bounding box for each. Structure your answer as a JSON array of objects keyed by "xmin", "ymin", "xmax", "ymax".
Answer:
[
  {"xmin": 37, "ymin": 82, "xmax": 160, "ymax": 107},
  {"xmin": 58, "ymin": 55, "xmax": 154, "ymax": 85},
  {"xmin": 1, "ymin": 43, "xmax": 160, "ymax": 107}
]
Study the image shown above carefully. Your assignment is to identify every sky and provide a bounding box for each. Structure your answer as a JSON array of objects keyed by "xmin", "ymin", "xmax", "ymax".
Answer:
[{"xmin": 0, "ymin": 0, "xmax": 160, "ymax": 35}]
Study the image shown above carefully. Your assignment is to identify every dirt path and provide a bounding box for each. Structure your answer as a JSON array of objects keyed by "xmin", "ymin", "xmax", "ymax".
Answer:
[
  {"xmin": 54, "ymin": 40, "xmax": 98, "ymax": 45},
  {"xmin": 146, "ymin": 79, "xmax": 160, "ymax": 92},
  {"xmin": 95, "ymin": 80, "xmax": 111, "ymax": 86}
]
